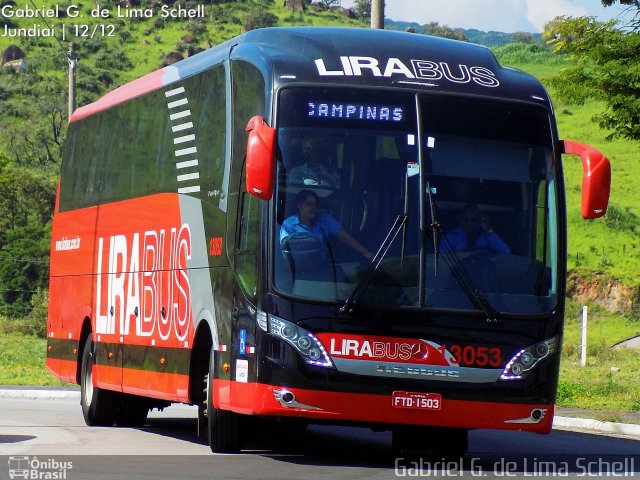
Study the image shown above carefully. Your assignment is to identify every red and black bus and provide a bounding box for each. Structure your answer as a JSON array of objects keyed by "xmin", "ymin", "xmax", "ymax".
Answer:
[{"xmin": 47, "ymin": 27, "xmax": 611, "ymax": 454}]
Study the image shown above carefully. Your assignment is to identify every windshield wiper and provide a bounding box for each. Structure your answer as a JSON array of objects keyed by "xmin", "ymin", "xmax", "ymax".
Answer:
[
  {"xmin": 422, "ymin": 176, "xmax": 500, "ymax": 324},
  {"xmin": 339, "ymin": 214, "xmax": 407, "ymax": 314},
  {"xmin": 437, "ymin": 235, "xmax": 501, "ymax": 325},
  {"xmin": 425, "ymin": 178, "xmax": 440, "ymax": 276},
  {"xmin": 416, "ymin": 95, "xmax": 499, "ymax": 324}
]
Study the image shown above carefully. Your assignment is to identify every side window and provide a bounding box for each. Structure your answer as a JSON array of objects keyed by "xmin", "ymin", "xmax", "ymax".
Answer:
[
  {"xmin": 133, "ymin": 88, "xmax": 175, "ymax": 197},
  {"xmin": 231, "ymin": 60, "xmax": 266, "ymax": 188},
  {"xmin": 236, "ymin": 184, "xmax": 260, "ymax": 300},
  {"xmin": 59, "ymin": 114, "xmax": 107, "ymax": 211},
  {"xmin": 227, "ymin": 60, "xmax": 266, "ymax": 266},
  {"xmin": 101, "ymin": 100, "xmax": 138, "ymax": 203},
  {"xmin": 194, "ymin": 66, "xmax": 227, "ymax": 196}
]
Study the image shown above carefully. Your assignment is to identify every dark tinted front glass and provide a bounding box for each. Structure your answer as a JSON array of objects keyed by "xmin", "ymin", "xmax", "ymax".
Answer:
[{"xmin": 273, "ymin": 88, "xmax": 558, "ymax": 315}]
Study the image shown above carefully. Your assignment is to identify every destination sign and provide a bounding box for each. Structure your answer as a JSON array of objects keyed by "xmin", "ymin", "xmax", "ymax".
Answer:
[{"xmin": 307, "ymin": 101, "xmax": 405, "ymax": 123}]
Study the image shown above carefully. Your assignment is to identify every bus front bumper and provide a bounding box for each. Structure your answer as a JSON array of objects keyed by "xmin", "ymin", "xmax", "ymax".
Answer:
[{"xmin": 214, "ymin": 380, "xmax": 554, "ymax": 433}]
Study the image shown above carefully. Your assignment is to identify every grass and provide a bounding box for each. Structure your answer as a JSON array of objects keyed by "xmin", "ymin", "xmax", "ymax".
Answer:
[
  {"xmin": 0, "ymin": 332, "xmax": 68, "ymax": 386},
  {"xmin": 558, "ymin": 354, "xmax": 640, "ymax": 412},
  {"xmin": 0, "ymin": 1, "xmax": 366, "ymax": 86},
  {"xmin": 557, "ymin": 300, "xmax": 640, "ymax": 415}
]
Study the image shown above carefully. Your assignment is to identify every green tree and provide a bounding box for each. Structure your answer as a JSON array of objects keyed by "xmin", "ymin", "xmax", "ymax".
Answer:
[
  {"xmin": 545, "ymin": 16, "xmax": 640, "ymax": 140},
  {"xmin": 422, "ymin": 22, "xmax": 468, "ymax": 41},
  {"xmin": 601, "ymin": 0, "xmax": 640, "ymax": 29},
  {"xmin": 601, "ymin": 0, "xmax": 639, "ymax": 7},
  {"xmin": 0, "ymin": 168, "xmax": 55, "ymax": 238},
  {"xmin": 0, "ymin": 166, "xmax": 55, "ymax": 317},
  {"xmin": 511, "ymin": 32, "xmax": 536, "ymax": 44},
  {"xmin": 319, "ymin": 0, "xmax": 341, "ymax": 7},
  {"xmin": 245, "ymin": 5, "xmax": 278, "ymax": 28},
  {"xmin": 352, "ymin": 0, "xmax": 370, "ymax": 22},
  {"xmin": 0, "ymin": 222, "xmax": 51, "ymax": 317},
  {"xmin": 0, "ymin": 71, "xmax": 68, "ymax": 168}
]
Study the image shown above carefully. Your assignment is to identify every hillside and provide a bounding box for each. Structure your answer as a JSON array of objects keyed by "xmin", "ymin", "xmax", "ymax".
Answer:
[
  {"xmin": 0, "ymin": 0, "xmax": 365, "ymax": 316},
  {"xmin": 0, "ymin": 0, "xmax": 365, "ymax": 98},
  {"xmin": 385, "ymin": 20, "xmax": 542, "ymax": 46},
  {"xmin": 1, "ymin": 1, "xmax": 639, "ymax": 319}
]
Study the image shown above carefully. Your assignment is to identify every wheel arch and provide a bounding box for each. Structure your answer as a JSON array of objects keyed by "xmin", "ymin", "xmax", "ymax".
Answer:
[
  {"xmin": 76, "ymin": 317, "xmax": 93, "ymax": 385},
  {"xmin": 189, "ymin": 310, "xmax": 218, "ymax": 405}
]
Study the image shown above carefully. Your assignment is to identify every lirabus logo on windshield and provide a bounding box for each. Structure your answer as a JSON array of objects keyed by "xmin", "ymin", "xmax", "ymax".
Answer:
[{"xmin": 314, "ymin": 56, "xmax": 500, "ymax": 88}]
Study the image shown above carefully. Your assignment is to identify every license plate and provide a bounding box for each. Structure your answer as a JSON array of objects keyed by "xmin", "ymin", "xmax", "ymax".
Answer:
[{"xmin": 392, "ymin": 391, "xmax": 442, "ymax": 411}]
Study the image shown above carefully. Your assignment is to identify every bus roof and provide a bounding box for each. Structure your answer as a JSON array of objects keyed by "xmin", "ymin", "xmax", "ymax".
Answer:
[{"xmin": 70, "ymin": 27, "xmax": 550, "ymax": 122}]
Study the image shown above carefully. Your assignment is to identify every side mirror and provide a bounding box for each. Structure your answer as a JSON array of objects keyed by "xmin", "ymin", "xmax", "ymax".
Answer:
[
  {"xmin": 561, "ymin": 140, "xmax": 611, "ymax": 219},
  {"xmin": 245, "ymin": 116, "xmax": 276, "ymax": 200}
]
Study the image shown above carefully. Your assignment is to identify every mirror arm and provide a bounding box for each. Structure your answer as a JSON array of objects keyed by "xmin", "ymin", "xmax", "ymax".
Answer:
[{"xmin": 245, "ymin": 115, "xmax": 268, "ymax": 133}]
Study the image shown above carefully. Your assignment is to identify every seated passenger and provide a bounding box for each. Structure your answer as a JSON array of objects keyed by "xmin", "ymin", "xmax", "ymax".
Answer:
[
  {"xmin": 280, "ymin": 189, "xmax": 373, "ymax": 261},
  {"xmin": 441, "ymin": 203, "xmax": 510, "ymax": 255},
  {"xmin": 288, "ymin": 138, "xmax": 340, "ymax": 188}
]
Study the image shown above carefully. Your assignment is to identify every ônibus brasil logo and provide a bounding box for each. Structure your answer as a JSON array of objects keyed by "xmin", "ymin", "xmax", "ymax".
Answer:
[{"xmin": 7, "ymin": 457, "xmax": 73, "ymax": 480}]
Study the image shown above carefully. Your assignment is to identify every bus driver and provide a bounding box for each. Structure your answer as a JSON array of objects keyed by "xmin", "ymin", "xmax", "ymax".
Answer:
[
  {"xmin": 441, "ymin": 203, "xmax": 510, "ymax": 255},
  {"xmin": 288, "ymin": 138, "xmax": 340, "ymax": 188},
  {"xmin": 280, "ymin": 189, "xmax": 373, "ymax": 261}
]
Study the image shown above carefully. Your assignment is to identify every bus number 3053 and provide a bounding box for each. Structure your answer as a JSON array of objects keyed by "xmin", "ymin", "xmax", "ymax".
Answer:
[{"xmin": 441, "ymin": 345, "xmax": 502, "ymax": 368}]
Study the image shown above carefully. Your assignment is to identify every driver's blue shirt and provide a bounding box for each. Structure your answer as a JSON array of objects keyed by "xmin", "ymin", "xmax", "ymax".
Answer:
[
  {"xmin": 440, "ymin": 227, "xmax": 510, "ymax": 255},
  {"xmin": 280, "ymin": 213, "xmax": 343, "ymax": 260}
]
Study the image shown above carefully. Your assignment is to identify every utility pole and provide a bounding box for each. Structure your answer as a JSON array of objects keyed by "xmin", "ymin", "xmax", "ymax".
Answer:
[
  {"xmin": 371, "ymin": 0, "xmax": 384, "ymax": 29},
  {"xmin": 68, "ymin": 42, "xmax": 77, "ymax": 118}
]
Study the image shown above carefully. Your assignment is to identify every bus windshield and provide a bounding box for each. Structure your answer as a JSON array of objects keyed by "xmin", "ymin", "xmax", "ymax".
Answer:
[{"xmin": 273, "ymin": 87, "xmax": 559, "ymax": 315}]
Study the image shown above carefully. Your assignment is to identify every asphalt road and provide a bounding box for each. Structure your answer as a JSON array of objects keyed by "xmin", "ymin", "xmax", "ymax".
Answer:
[{"xmin": 0, "ymin": 396, "xmax": 639, "ymax": 479}]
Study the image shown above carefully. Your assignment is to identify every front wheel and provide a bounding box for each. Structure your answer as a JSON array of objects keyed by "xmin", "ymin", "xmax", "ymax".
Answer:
[
  {"xmin": 80, "ymin": 336, "xmax": 116, "ymax": 426},
  {"xmin": 204, "ymin": 352, "xmax": 243, "ymax": 453}
]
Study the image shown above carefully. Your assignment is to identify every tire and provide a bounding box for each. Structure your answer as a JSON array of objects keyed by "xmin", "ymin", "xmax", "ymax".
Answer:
[
  {"xmin": 204, "ymin": 352, "xmax": 243, "ymax": 453},
  {"xmin": 80, "ymin": 336, "xmax": 116, "ymax": 426},
  {"xmin": 197, "ymin": 373, "xmax": 208, "ymax": 441}
]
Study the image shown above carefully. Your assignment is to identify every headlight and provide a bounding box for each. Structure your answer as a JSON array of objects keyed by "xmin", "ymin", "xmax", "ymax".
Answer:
[
  {"xmin": 257, "ymin": 310, "xmax": 268, "ymax": 332},
  {"xmin": 268, "ymin": 315, "xmax": 334, "ymax": 368},
  {"xmin": 500, "ymin": 336, "xmax": 559, "ymax": 380}
]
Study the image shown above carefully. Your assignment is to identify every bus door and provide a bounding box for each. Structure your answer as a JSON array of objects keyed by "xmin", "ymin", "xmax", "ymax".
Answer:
[{"xmin": 229, "ymin": 180, "xmax": 261, "ymax": 410}]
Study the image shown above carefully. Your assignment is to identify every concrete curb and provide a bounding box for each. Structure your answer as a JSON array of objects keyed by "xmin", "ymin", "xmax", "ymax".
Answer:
[
  {"xmin": 553, "ymin": 415, "xmax": 640, "ymax": 438},
  {"xmin": 0, "ymin": 387, "xmax": 80, "ymax": 400},
  {"xmin": 1, "ymin": 388, "xmax": 639, "ymax": 438}
]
